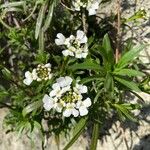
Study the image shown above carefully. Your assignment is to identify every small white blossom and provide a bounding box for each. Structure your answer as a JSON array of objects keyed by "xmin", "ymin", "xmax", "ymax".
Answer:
[
  {"xmin": 42, "ymin": 76, "xmax": 92, "ymax": 117},
  {"xmin": 23, "ymin": 63, "xmax": 53, "ymax": 85},
  {"xmin": 76, "ymin": 98, "xmax": 92, "ymax": 116},
  {"xmin": 55, "ymin": 30, "xmax": 88, "ymax": 59},
  {"xmin": 87, "ymin": 1, "xmax": 99, "ymax": 16},
  {"xmin": 72, "ymin": 0, "xmax": 101, "ymax": 16}
]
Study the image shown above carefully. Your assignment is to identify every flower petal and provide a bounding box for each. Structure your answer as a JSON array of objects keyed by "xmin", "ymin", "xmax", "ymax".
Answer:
[
  {"xmin": 62, "ymin": 50, "xmax": 70, "ymax": 56},
  {"xmin": 55, "ymin": 103, "xmax": 63, "ymax": 113},
  {"xmin": 63, "ymin": 109, "xmax": 72, "ymax": 117},
  {"xmin": 76, "ymin": 30, "xmax": 87, "ymax": 43},
  {"xmin": 23, "ymin": 77, "xmax": 33, "ymax": 85},
  {"xmin": 52, "ymin": 83, "xmax": 60, "ymax": 90},
  {"xmin": 32, "ymin": 69, "xmax": 38, "ymax": 80},
  {"xmin": 72, "ymin": 109, "xmax": 79, "ymax": 117},
  {"xmin": 83, "ymin": 98, "xmax": 92, "ymax": 107},
  {"xmin": 45, "ymin": 63, "xmax": 51, "ymax": 68},
  {"xmin": 49, "ymin": 89, "xmax": 57, "ymax": 97},
  {"xmin": 56, "ymin": 77, "xmax": 66, "ymax": 87},
  {"xmin": 42, "ymin": 94, "xmax": 50, "ymax": 104},
  {"xmin": 43, "ymin": 103, "xmax": 53, "ymax": 111},
  {"xmin": 65, "ymin": 76, "xmax": 73, "ymax": 86},
  {"xmin": 79, "ymin": 106, "xmax": 88, "ymax": 116},
  {"xmin": 55, "ymin": 33, "xmax": 66, "ymax": 45},
  {"xmin": 25, "ymin": 71, "xmax": 32, "ymax": 78}
]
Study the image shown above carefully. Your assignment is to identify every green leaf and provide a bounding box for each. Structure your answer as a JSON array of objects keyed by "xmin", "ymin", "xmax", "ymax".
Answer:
[
  {"xmin": 0, "ymin": 1, "xmax": 26, "ymax": 9},
  {"xmin": 43, "ymin": 0, "xmax": 56, "ymax": 31},
  {"xmin": 116, "ymin": 44, "xmax": 145, "ymax": 69},
  {"xmin": 68, "ymin": 59, "xmax": 103, "ymax": 71},
  {"xmin": 22, "ymin": 100, "xmax": 42, "ymax": 117},
  {"xmin": 102, "ymin": 34, "xmax": 114, "ymax": 64},
  {"xmin": 114, "ymin": 104, "xmax": 137, "ymax": 122},
  {"xmin": 104, "ymin": 73, "xmax": 114, "ymax": 92},
  {"xmin": 121, "ymin": 103, "xmax": 141, "ymax": 110},
  {"xmin": 90, "ymin": 123, "xmax": 99, "ymax": 150},
  {"xmin": 38, "ymin": 29, "xmax": 44, "ymax": 52},
  {"xmin": 115, "ymin": 76, "xmax": 141, "ymax": 92},
  {"xmin": 80, "ymin": 76, "xmax": 104, "ymax": 84},
  {"xmin": 94, "ymin": 91, "xmax": 102, "ymax": 103},
  {"xmin": 35, "ymin": 2, "xmax": 47, "ymax": 39},
  {"xmin": 113, "ymin": 69, "xmax": 145, "ymax": 77},
  {"xmin": 1, "ymin": 68, "xmax": 11, "ymax": 80},
  {"xmin": 0, "ymin": 90, "xmax": 9, "ymax": 100},
  {"xmin": 63, "ymin": 117, "xmax": 88, "ymax": 150}
]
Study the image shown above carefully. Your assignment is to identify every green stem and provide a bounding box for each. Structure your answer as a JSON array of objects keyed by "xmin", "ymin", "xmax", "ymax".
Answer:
[
  {"xmin": 60, "ymin": 57, "xmax": 69, "ymax": 75},
  {"xmin": 90, "ymin": 122, "xmax": 100, "ymax": 150},
  {"xmin": 0, "ymin": 18, "xmax": 12, "ymax": 30}
]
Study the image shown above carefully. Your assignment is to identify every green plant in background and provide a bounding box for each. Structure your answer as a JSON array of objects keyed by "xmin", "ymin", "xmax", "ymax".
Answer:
[{"xmin": 0, "ymin": 0, "xmax": 149, "ymax": 150}]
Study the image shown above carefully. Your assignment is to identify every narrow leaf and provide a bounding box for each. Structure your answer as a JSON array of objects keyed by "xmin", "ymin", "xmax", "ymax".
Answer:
[
  {"xmin": 39, "ymin": 29, "xmax": 44, "ymax": 52},
  {"xmin": 104, "ymin": 73, "xmax": 114, "ymax": 92},
  {"xmin": 80, "ymin": 76, "xmax": 104, "ymax": 84},
  {"xmin": 102, "ymin": 34, "xmax": 114, "ymax": 64},
  {"xmin": 116, "ymin": 44, "xmax": 145, "ymax": 68},
  {"xmin": 43, "ymin": 0, "xmax": 55, "ymax": 31},
  {"xmin": 0, "ymin": 1, "xmax": 25, "ymax": 9},
  {"xmin": 63, "ymin": 117, "xmax": 87, "ymax": 150},
  {"xmin": 114, "ymin": 77, "xmax": 141, "ymax": 92},
  {"xmin": 90, "ymin": 123, "xmax": 99, "ymax": 150},
  {"xmin": 69, "ymin": 59, "xmax": 103, "ymax": 71},
  {"xmin": 114, "ymin": 104, "xmax": 137, "ymax": 122},
  {"xmin": 113, "ymin": 69, "xmax": 145, "ymax": 77},
  {"xmin": 35, "ymin": 2, "xmax": 46, "ymax": 39}
]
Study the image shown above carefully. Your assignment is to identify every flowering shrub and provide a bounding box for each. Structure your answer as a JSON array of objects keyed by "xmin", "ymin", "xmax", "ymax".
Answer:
[{"xmin": 0, "ymin": 0, "xmax": 149, "ymax": 150}]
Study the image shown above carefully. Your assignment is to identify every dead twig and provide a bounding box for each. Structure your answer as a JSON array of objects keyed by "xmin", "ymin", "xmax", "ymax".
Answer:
[{"xmin": 116, "ymin": 0, "xmax": 121, "ymax": 63}]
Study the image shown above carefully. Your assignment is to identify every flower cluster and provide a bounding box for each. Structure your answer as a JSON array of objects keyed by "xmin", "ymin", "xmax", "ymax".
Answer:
[
  {"xmin": 55, "ymin": 30, "xmax": 88, "ymax": 59},
  {"xmin": 72, "ymin": 0, "xmax": 100, "ymax": 16},
  {"xmin": 43, "ymin": 76, "xmax": 91, "ymax": 117},
  {"xmin": 23, "ymin": 63, "xmax": 52, "ymax": 85}
]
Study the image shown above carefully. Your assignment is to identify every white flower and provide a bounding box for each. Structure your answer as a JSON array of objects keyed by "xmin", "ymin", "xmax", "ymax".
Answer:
[
  {"xmin": 63, "ymin": 103, "xmax": 79, "ymax": 117},
  {"xmin": 23, "ymin": 63, "xmax": 53, "ymax": 85},
  {"xmin": 76, "ymin": 98, "xmax": 91, "ymax": 116},
  {"xmin": 55, "ymin": 33, "xmax": 66, "ymax": 45},
  {"xmin": 42, "ymin": 76, "xmax": 92, "ymax": 118},
  {"xmin": 42, "ymin": 94, "xmax": 55, "ymax": 111},
  {"xmin": 72, "ymin": 0, "xmax": 101, "ymax": 16},
  {"xmin": 55, "ymin": 30, "xmax": 88, "ymax": 59},
  {"xmin": 87, "ymin": 1, "xmax": 100, "ymax": 16}
]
